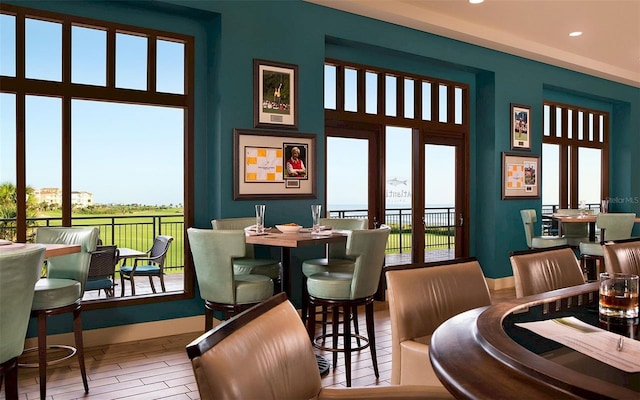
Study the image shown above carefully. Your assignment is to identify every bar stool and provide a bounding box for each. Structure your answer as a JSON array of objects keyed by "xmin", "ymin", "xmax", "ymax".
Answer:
[
  {"xmin": 304, "ymin": 227, "xmax": 390, "ymax": 387},
  {"xmin": 0, "ymin": 245, "xmax": 45, "ymax": 399},
  {"xmin": 27, "ymin": 227, "xmax": 99, "ymax": 399},
  {"xmin": 579, "ymin": 213, "xmax": 636, "ymax": 279},
  {"xmin": 212, "ymin": 217, "xmax": 282, "ymax": 293}
]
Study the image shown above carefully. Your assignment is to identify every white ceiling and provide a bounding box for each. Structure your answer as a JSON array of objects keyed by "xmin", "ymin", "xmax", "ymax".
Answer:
[{"xmin": 307, "ymin": 0, "xmax": 640, "ymax": 88}]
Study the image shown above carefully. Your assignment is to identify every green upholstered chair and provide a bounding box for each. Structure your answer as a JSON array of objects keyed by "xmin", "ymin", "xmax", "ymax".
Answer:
[
  {"xmin": 0, "ymin": 245, "xmax": 45, "ymax": 399},
  {"xmin": 187, "ymin": 228, "xmax": 274, "ymax": 331},
  {"xmin": 85, "ymin": 245, "xmax": 119, "ymax": 298},
  {"xmin": 33, "ymin": 226, "xmax": 99, "ymax": 399},
  {"xmin": 301, "ymin": 218, "xmax": 368, "ymax": 327},
  {"xmin": 212, "ymin": 217, "xmax": 282, "ymax": 292},
  {"xmin": 305, "ymin": 227, "xmax": 390, "ymax": 387},
  {"xmin": 579, "ymin": 213, "xmax": 636, "ymax": 277},
  {"xmin": 603, "ymin": 238, "xmax": 640, "ymax": 275},
  {"xmin": 520, "ymin": 209, "xmax": 567, "ymax": 248},
  {"xmin": 555, "ymin": 208, "xmax": 592, "ymax": 247},
  {"xmin": 120, "ymin": 235, "xmax": 173, "ymax": 296},
  {"xmin": 509, "ymin": 245, "xmax": 586, "ymax": 298},
  {"xmin": 386, "ymin": 257, "xmax": 490, "ymax": 387}
]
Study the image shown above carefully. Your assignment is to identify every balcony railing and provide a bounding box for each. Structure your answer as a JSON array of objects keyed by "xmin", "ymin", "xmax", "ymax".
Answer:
[{"xmin": 1, "ymin": 203, "xmax": 594, "ymax": 267}]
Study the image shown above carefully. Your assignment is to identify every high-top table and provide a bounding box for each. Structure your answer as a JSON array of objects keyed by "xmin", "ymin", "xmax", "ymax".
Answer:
[
  {"xmin": 0, "ymin": 242, "xmax": 81, "ymax": 258},
  {"xmin": 547, "ymin": 213, "xmax": 640, "ymax": 242},
  {"xmin": 430, "ymin": 282, "xmax": 639, "ymax": 399},
  {"xmin": 245, "ymin": 229, "xmax": 347, "ymax": 298}
]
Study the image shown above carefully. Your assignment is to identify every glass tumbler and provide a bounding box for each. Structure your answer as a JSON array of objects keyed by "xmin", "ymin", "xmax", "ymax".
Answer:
[
  {"xmin": 255, "ymin": 204, "xmax": 266, "ymax": 233},
  {"xmin": 311, "ymin": 204, "xmax": 322, "ymax": 233}
]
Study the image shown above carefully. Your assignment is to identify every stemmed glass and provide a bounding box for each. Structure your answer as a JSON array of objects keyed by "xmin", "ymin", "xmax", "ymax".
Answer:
[{"xmin": 311, "ymin": 205, "xmax": 322, "ymax": 233}]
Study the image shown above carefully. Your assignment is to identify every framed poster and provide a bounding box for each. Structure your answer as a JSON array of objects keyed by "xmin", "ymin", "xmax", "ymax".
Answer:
[
  {"xmin": 233, "ymin": 128, "xmax": 316, "ymax": 199},
  {"xmin": 254, "ymin": 59, "xmax": 298, "ymax": 129},
  {"xmin": 502, "ymin": 152, "xmax": 540, "ymax": 199},
  {"xmin": 510, "ymin": 103, "xmax": 531, "ymax": 150}
]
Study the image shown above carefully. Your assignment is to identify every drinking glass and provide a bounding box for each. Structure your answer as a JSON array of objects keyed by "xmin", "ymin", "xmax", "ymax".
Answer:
[
  {"xmin": 311, "ymin": 204, "xmax": 322, "ymax": 233},
  {"xmin": 255, "ymin": 204, "xmax": 266, "ymax": 234},
  {"xmin": 601, "ymin": 199, "xmax": 609, "ymax": 213},
  {"xmin": 599, "ymin": 273, "xmax": 639, "ymax": 318}
]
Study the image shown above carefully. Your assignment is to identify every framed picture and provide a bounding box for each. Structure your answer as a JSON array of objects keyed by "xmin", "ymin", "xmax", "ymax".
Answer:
[
  {"xmin": 233, "ymin": 128, "xmax": 316, "ymax": 199},
  {"xmin": 510, "ymin": 103, "xmax": 531, "ymax": 150},
  {"xmin": 254, "ymin": 59, "xmax": 298, "ymax": 129},
  {"xmin": 502, "ymin": 152, "xmax": 540, "ymax": 199}
]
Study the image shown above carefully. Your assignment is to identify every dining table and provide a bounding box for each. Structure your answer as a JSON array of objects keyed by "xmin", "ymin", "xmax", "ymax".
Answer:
[
  {"xmin": 245, "ymin": 228, "xmax": 347, "ymax": 298},
  {"xmin": 0, "ymin": 242, "xmax": 81, "ymax": 258},
  {"xmin": 547, "ymin": 213, "xmax": 640, "ymax": 242}
]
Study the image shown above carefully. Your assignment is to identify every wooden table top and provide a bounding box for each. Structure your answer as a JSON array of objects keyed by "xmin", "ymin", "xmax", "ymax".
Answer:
[
  {"xmin": 548, "ymin": 213, "xmax": 640, "ymax": 223},
  {"xmin": 245, "ymin": 230, "xmax": 347, "ymax": 248},
  {"xmin": 0, "ymin": 242, "xmax": 81, "ymax": 258},
  {"xmin": 430, "ymin": 282, "xmax": 638, "ymax": 399}
]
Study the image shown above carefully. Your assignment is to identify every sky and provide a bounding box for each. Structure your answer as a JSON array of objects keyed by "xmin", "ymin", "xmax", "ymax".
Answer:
[
  {"xmin": 0, "ymin": 14, "xmax": 184, "ymax": 206},
  {"xmin": 1, "ymin": 14, "xmax": 602, "ymax": 209}
]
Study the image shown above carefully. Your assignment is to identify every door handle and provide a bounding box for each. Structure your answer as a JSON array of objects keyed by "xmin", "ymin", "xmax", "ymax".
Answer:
[{"xmin": 458, "ymin": 214, "xmax": 464, "ymax": 227}]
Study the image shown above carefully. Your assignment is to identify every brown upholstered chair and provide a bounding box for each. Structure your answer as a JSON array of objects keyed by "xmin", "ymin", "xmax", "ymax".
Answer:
[
  {"xmin": 509, "ymin": 245, "xmax": 587, "ymax": 298},
  {"xmin": 186, "ymin": 293, "xmax": 453, "ymax": 400},
  {"xmin": 602, "ymin": 238, "xmax": 640, "ymax": 275},
  {"xmin": 385, "ymin": 258, "xmax": 491, "ymax": 388}
]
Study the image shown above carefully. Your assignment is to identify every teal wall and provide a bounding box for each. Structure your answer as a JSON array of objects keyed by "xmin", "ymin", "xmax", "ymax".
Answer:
[{"xmin": 10, "ymin": 0, "xmax": 640, "ymax": 334}]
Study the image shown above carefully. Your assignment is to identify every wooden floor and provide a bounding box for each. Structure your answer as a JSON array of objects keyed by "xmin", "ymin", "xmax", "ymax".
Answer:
[{"xmin": 5, "ymin": 287, "xmax": 515, "ymax": 400}]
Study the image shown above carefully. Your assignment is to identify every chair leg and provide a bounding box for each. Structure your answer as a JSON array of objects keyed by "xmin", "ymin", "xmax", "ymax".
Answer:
[
  {"xmin": 1, "ymin": 357, "xmax": 18, "ymax": 399},
  {"xmin": 120, "ymin": 275, "xmax": 126, "ymax": 297},
  {"xmin": 204, "ymin": 307, "xmax": 214, "ymax": 332},
  {"xmin": 73, "ymin": 307, "xmax": 89, "ymax": 393},
  {"xmin": 159, "ymin": 274, "xmax": 166, "ymax": 292},
  {"xmin": 149, "ymin": 276, "xmax": 157, "ymax": 293},
  {"xmin": 301, "ymin": 277, "xmax": 308, "ymax": 323},
  {"xmin": 343, "ymin": 304, "xmax": 352, "ymax": 387},
  {"xmin": 332, "ymin": 306, "xmax": 339, "ymax": 370},
  {"xmin": 37, "ymin": 311, "xmax": 47, "ymax": 400},
  {"xmin": 351, "ymin": 304, "xmax": 361, "ymax": 347},
  {"xmin": 130, "ymin": 276, "xmax": 136, "ymax": 296},
  {"xmin": 365, "ymin": 301, "xmax": 379, "ymax": 378},
  {"xmin": 306, "ymin": 299, "xmax": 316, "ymax": 340}
]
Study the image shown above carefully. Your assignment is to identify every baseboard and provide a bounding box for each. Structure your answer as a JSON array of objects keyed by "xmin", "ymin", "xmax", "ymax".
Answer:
[
  {"xmin": 25, "ymin": 315, "xmax": 207, "ymax": 348},
  {"xmin": 486, "ymin": 276, "xmax": 515, "ymax": 291}
]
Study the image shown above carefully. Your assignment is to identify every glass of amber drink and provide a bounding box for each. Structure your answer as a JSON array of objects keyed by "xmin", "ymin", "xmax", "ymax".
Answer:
[{"xmin": 599, "ymin": 273, "xmax": 639, "ymax": 318}]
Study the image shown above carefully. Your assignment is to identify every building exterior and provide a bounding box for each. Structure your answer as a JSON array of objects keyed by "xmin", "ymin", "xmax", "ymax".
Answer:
[{"xmin": 33, "ymin": 188, "xmax": 93, "ymax": 208}]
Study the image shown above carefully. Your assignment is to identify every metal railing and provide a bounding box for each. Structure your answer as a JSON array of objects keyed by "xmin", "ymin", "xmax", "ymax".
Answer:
[
  {"xmin": 329, "ymin": 207, "xmax": 456, "ymax": 253},
  {"xmin": 0, "ymin": 215, "xmax": 185, "ymax": 271}
]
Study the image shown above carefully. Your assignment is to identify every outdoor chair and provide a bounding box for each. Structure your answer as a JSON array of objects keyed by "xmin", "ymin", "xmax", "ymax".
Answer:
[
  {"xmin": 120, "ymin": 235, "xmax": 173, "ymax": 296},
  {"xmin": 86, "ymin": 245, "xmax": 119, "ymax": 297}
]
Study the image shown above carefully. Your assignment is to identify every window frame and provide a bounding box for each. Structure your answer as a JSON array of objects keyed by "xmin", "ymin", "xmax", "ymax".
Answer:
[{"xmin": 0, "ymin": 3, "xmax": 195, "ymax": 309}]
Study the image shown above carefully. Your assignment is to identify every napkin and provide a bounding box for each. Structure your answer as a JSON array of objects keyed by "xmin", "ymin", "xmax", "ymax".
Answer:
[
  {"xmin": 244, "ymin": 225, "xmax": 270, "ymax": 236},
  {"xmin": 515, "ymin": 316, "xmax": 640, "ymax": 372}
]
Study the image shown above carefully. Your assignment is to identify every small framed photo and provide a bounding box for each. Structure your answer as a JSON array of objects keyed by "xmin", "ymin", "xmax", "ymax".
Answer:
[
  {"xmin": 502, "ymin": 152, "xmax": 540, "ymax": 199},
  {"xmin": 510, "ymin": 103, "xmax": 530, "ymax": 150},
  {"xmin": 254, "ymin": 59, "xmax": 298, "ymax": 129}
]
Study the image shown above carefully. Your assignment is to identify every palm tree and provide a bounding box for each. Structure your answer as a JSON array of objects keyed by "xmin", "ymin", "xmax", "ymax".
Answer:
[{"xmin": 0, "ymin": 182, "xmax": 39, "ymax": 240}]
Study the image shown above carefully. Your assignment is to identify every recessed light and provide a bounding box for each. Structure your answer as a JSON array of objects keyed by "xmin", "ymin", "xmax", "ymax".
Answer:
[
  {"xmin": 469, "ymin": 0, "xmax": 485, "ymax": 4},
  {"xmin": 569, "ymin": 31, "xmax": 583, "ymax": 37}
]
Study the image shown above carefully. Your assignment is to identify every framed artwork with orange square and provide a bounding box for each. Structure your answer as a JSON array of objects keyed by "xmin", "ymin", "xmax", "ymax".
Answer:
[
  {"xmin": 234, "ymin": 128, "xmax": 316, "ymax": 199},
  {"xmin": 502, "ymin": 152, "xmax": 540, "ymax": 199}
]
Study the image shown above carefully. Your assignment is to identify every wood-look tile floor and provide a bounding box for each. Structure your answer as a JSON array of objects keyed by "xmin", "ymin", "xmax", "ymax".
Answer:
[{"xmin": 4, "ymin": 288, "xmax": 516, "ymax": 400}]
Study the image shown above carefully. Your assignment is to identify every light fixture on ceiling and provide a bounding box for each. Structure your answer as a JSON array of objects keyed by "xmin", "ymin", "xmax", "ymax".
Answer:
[
  {"xmin": 469, "ymin": 0, "xmax": 485, "ymax": 4},
  {"xmin": 569, "ymin": 31, "xmax": 583, "ymax": 37}
]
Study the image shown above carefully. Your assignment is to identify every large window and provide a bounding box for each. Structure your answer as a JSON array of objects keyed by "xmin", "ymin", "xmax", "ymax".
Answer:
[
  {"xmin": 0, "ymin": 4, "xmax": 194, "ymax": 305},
  {"xmin": 542, "ymin": 101, "xmax": 609, "ymax": 211}
]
